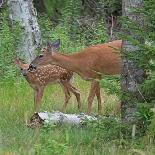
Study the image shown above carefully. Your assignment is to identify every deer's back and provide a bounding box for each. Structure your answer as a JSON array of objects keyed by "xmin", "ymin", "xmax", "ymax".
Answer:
[
  {"xmin": 75, "ymin": 40, "xmax": 122, "ymax": 76},
  {"xmin": 26, "ymin": 65, "xmax": 73, "ymax": 88}
]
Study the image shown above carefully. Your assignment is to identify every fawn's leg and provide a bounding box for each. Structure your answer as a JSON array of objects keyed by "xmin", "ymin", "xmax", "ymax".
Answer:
[
  {"xmin": 66, "ymin": 82, "xmax": 81, "ymax": 111},
  {"xmin": 87, "ymin": 81, "xmax": 97, "ymax": 115},
  {"xmin": 60, "ymin": 81, "xmax": 71, "ymax": 112},
  {"xmin": 34, "ymin": 87, "xmax": 44, "ymax": 112},
  {"xmin": 95, "ymin": 81, "xmax": 102, "ymax": 115}
]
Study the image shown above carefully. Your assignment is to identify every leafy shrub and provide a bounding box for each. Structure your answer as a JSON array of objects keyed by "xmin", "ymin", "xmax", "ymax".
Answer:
[
  {"xmin": 136, "ymin": 104, "xmax": 154, "ymax": 134},
  {"xmin": 34, "ymin": 139, "xmax": 67, "ymax": 155},
  {"xmin": 148, "ymin": 115, "xmax": 155, "ymax": 139},
  {"xmin": 140, "ymin": 74, "xmax": 155, "ymax": 102},
  {"xmin": 34, "ymin": 124, "xmax": 68, "ymax": 155},
  {"xmin": 0, "ymin": 9, "xmax": 21, "ymax": 80},
  {"xmin": 38, "ymin": 13, "xmax": 85, "ymax": 53},
  {"xmin": 87, "ymin": 117, "xmax": 131, "ymax": 142},
  {"xmin": 100, "ymin": 75, "xmax": 121, "ymax": 96}
]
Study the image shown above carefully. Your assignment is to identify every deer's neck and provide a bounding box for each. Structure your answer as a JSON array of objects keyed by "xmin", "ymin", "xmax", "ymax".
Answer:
[{"xmin": 51, "ymin": 53, "xmax": 79, "ymax": 72}]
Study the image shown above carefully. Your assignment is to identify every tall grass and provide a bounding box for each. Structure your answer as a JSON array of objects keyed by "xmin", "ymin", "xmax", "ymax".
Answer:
[
  {"xmin": 0, "ymin": 75, "xmax": 120, "ymax": 155},
  {"xmin": 1, "ymin": 76, "xmax": 155, "ymax": 155}
]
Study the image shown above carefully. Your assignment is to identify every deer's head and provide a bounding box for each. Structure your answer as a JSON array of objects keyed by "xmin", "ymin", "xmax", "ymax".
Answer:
[
  {"xmin": 14, "ymin": 58, "xmax": 30, "ymax": 76},
  {"xmin": 29, "ymin": 39, "xmax": 60, "ymax": 70}
]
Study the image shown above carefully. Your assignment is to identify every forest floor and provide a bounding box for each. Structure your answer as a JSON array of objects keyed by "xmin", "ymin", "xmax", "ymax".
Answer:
[{"xmin": 0, "ymin": 75, "xmax": 154, "ymax": 155}]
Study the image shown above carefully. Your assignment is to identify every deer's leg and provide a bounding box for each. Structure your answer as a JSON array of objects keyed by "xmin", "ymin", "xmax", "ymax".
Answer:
[
  {"xmin": 95, "ymin": 81, "xmax": 102, "ymax": 115},
  {"xmin": 62, "ymin": 81, "xmax": 81, "ymax": 111},
  {"xmin": 66, "ymin": 82, "xmax": 81, "ymax": 111},
  {"xmin": 34, "ymin": 89, "xmax": 38, "ymax": 111},
  {"xmin": 87, "ymin": 81, "xmax": 97, "ymax": 114},
  {"xmin": 60, "ymin": 81, "xmax": 71, "ymax": 112},
  {"xmin": 34, "ymin": 87, "xmax": 44, "ymax": 112}
]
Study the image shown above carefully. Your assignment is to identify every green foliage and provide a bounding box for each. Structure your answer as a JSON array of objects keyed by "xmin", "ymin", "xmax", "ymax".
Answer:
[
  {"xmin": 141, "ymin": 0, "xmax": 155, "ymax": 102},
  {"xmin": 0, "ymin": 79, "xmax": 121, "ymax": 155},
  {"xmin": 34, "ymin": 125, "xmax": 68, "ymax": 155},
  {"xmin": 38, "ymin": 14, "xmax": 85, "ymax": 53},
  {"xmin": 148, "ymin": 115, "xmax": 155, "ymax": 139},
  {"xmin": 100, "ymin": 75, "xmax": 121, "ymax": 96},
  {"xmin": 99, "ymin": 0, "xmax": 121, "ymax": 15},
  {"xmin": 140, "ymin": 74, "xmax": 155, "ymax": 102},
  {"xmin": 43, "ymin": 0, "xmax": 66, "ymax": 16},
  {"xmin": 78, "ymin": 19, "xmax": 108, "ymax": 45},
  {"xmin": 1, "ymin": 1, "xmax": 155, "ymax": 154},
  {"xmin": 0, "ymin": 74, "xmax": 155, "ymax": 155},
  {"xmin": 120, "ymin": 0, "xmax": 155, "ymax": 72},
  {"xmin": 88, "ymin": 117, "xmax": 131, "ymax": 142},
  {"xmin": 120, "ymin": 0, "xmax": 155, "ymax": 128},
  {"xmin": 136, "ymin": 104, "xmax": 154, "ymax": 133},
  {"xmin": 62, "ymin": 0, "xmax": 108, "ymax": 45},
  {"xmin": 41, "ymin": 0, "xmax": 108, "ymax": 47},
  {"xmin": 0, "ymin": 10, "xmax": 21, "ymax": 80}
]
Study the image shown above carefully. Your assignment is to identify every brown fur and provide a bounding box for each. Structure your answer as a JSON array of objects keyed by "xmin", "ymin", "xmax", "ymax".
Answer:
[
  {"xmin": 14, "ymin": 59, "xmax": 81, "ymax": 112},
  {"xmin": 31, "ymin": 40, "xmax": 122, "ymax": 114}
]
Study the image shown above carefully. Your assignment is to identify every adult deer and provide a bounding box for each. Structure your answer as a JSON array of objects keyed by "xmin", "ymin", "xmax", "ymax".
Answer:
[
  {"xmin": 14, "ymin": 58, "xmax": 81, "ymax": 112},
  {"xmin": 30, "ymin": 39, "xmax": 122, "ymax": 114}
]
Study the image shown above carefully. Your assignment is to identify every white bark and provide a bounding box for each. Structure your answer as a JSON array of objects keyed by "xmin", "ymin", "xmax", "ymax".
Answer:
[
  {"xmin": 0, "ymin": 0, "xmax": 3, "ymax": 8},
  {"xmin": 8, "ymin": 0, "xmax": 41, "ymax": 63},
  {"xmin": 28, "ymin": 111, "xmax": 98, "ymax": 128},
  {"xmin": 38, "ymin": 112, "xmax": 97, "ymax": 124}
]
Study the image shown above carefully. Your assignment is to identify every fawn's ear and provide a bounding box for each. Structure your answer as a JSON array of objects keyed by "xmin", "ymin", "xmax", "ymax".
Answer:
[
  {"xmin": 13, "ymin": 58, "xmax": 25, "ymax": 69},
  {"xmin": 13, "ymin": 58, "xmax": 20, "ymax": 65}
]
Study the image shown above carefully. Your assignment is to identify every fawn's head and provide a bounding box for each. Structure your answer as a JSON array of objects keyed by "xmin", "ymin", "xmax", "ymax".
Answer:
[
  {"xmin": 14, "ymin": 58, "xmax": 29, "ymax": 76},
  {"xmin": 30, "ymin": 39, "xmax": 60, "ymax": 70}
]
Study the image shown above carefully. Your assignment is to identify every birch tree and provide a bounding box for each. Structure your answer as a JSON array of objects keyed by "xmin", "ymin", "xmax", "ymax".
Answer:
[{"xmin": 8, "ymin": 0, "xmax": 41, "ymax": 63}]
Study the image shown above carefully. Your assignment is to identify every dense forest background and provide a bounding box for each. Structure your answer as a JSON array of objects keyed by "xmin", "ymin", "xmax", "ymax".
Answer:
[
  {"xmin": 0, "ymin": 0, "xmax": 155, "ymax": 154},
  {"xmin": 0, "ymin": 0, "xmax": 122, "ymax": 79}
]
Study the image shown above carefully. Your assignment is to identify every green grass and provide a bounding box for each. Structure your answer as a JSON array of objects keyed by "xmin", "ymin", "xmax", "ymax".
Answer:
[{"xmin": 0, "ymin": 76, "xmax": 154, "ymax": 155}]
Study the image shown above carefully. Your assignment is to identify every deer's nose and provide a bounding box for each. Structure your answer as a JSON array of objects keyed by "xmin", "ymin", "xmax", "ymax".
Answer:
[
  {"xmin": 29, "ymin": 64, "xmax": 37, "ymax": 70},
  {"xmin": 22, "ymin": 71, "xmax": 27, "ymax": 76}
]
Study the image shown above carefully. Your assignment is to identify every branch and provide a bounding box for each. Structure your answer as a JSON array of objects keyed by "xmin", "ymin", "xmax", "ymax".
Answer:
[{"xmin": 110, "ymin": 14, "xmax": 114, "ymax": 41}]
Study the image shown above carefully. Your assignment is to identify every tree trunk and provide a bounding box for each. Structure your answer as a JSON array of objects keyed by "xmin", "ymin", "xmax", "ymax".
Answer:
[
  {"xmin": 8, "ymin": 0, "xmax": 41, "ymax": 63},
  {"xmin": 121, "ymin": 0, "xmax": 145, "ymax": 123},
  {"xmin": 0, "ymin": 0, "xmax": 3, "ymax": 8}
]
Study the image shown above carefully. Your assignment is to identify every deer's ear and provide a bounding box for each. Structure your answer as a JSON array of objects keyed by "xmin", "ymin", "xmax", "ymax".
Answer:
[
  {"xmin": 46, "ymin": 39, "xmax": 60, "ymax": 52},
  {"xmin": 51, "ymin": 39, "xmax": 60, "ymax": 52},
  {"xmin": 13, "ymin": 58, "xmax": 24, "ymax": 69},
  {"xmin": 14, "ymin": 58, "xmax": 22, "ymax": 65}
]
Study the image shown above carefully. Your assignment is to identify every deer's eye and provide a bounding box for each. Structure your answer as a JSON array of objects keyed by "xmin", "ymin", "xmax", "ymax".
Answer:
[
  {"xmin": 39, "ymin": 54, "xmax": 44, "ymax": 58},
  {"xmin": 28, "ymin": 67, "xmax": 33, "ymax": 71}
]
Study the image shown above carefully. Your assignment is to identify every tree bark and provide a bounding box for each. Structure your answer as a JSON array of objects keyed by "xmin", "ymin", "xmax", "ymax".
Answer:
[
  {"xmin": 0, "ymin": 0, "xmax": 3, "ymax": 8},
  {"xmin": 121, "ymin": 0, "xmax": 145, "ymax": 123},
  {"xmin": 28, "ymin": 111, "xmax": 98, "ymax": 128},
  {"xmin": 8, "ymin": 0, "xmax": 41, "ymax": 63}
]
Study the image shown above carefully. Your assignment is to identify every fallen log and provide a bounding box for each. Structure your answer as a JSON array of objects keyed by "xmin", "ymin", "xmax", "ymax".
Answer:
[{"xmin": 28, "ymin": 111, "xmax": 97, "ymax": 128}]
